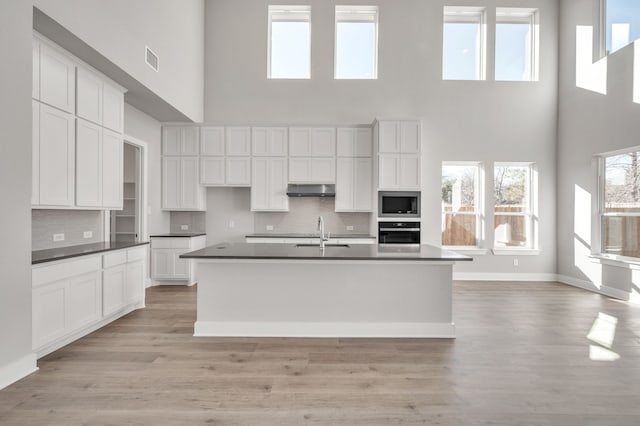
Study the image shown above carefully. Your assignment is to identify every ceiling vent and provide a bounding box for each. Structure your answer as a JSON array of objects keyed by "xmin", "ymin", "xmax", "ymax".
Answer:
[{"xmin": 145, "ymin": 46, "xmax": 159, "ymax": 72}]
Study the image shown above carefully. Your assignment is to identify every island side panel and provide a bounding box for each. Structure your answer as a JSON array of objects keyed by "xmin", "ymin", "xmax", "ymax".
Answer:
[{"xmin": 195, "ymin": 260, "xmax": 455, "ymax": 338}]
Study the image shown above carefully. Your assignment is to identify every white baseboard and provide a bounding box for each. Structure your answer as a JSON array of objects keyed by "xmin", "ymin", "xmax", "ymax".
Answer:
[
  {"xmin": 554, "ymin": 275, "xmax": 634, "ymax": 302},
  {"xmin": 0, "ymin": 353, "xmax": 38, "ymax": 391},
  {"xmin": 194, "ymin": 321, "xmax": 456, "ymax": 338},
  {"xmin": 453, "ymin": 272, "xmax": 558, "ymax": 281}
]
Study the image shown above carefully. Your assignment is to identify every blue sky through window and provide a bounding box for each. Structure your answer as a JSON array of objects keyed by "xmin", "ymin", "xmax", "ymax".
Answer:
[
  {"xmin": 442, "ymin": 22, "xmax": 480, "ymax": 80},
  {"xmin": 495, "ymin": 23, "xmax": 531, "ymax": 81},
  {"xmin": 336, "ymin": 22, "xmax": 376, "ymax": 79},
  {"xmin": 270, "ymin": 21, "xmax": 310, "ymax": 79},
  {"xmin": 606, "ymin": 0, "xmax": 640, "ymax": 53}
]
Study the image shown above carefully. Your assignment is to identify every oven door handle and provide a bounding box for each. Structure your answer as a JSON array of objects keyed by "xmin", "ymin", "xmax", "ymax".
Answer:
[{"xmin": 379, "ymin": 228, "xmax": 421, "ymax": 232}]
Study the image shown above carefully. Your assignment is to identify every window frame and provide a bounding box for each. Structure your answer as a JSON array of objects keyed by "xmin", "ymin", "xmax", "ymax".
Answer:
[
  {"xmin": 441, "ymin": 161, "xmax": 485, "ymax": 249},
  {"xmin": 495, "ymin": 7, "xmax": 540, "ymax": 82},
  {"xmin": 492, "ymin": 162, "xmax": 538, "ymax": 252},
  {"xmin": 267, "ymin": 5, "xmax": 312, "ymax": 80},
  {"xmin": 442, "ymin": 6, "xmax": 487, "ymax": 81},
  {"xmin": 598, "ymin": 0, "xmax": 640, "ymax": 57},
  {"xmin": 334, "ymin": 5, "xmax": 379, "ymax": 80}
]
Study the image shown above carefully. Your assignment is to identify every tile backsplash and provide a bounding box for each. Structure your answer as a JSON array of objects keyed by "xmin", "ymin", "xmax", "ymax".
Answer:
[
  {"xmin": 170, "ymin": 211, "xmax": 207, "ymax": 234},
  {"xmin": 32, "ymin": 210, "xmax": 103, "ymax": 251}
]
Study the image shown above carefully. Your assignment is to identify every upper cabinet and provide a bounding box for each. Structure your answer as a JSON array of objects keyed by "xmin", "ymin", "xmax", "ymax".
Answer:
[
  {"xmin": 162, "ymin": 156, "xmax": 206, "ymax": 211},
  {"xmin": 376, "ymin": 120, "xmax": 422, "ymax": 190},
  {"xmin": 163, "ymin": 127, "xmax": 200, "ymax": 156},
  {"xmin": 337, "ymin": 127, "xmax": 372, "ymax": 157},
  {"xmin": 252, "ymin": 127, "xmax": 288, "ymax": 156},
  {"xmin": 102, "ymin": 83, "xmax": 124, "ymax": 133},
  {"xmin": 289, "ymin": 128, "xmax": 336, "ymax": 157},
  {"xmin": 37, "ymin": 42, "xmax": 76, "ymax": 114},
  {"xmin": 226, "ymin": 127, "xmax": 251, "ymax": 156},
  {"xmin": 377, "ymin": 120, "xmax": 420, "ymax": 154},
  {"xmin": 200, "ymin": 127, "xmax": 225, "ymax": 156},
  {"xmin": 199, "ymin": 126, "xmax": 251, "ymax": 187},
  {"xmin": 251, "ymin": 157, "xmax": 289, "ymax": 212},
  {"xmin": 32, "ymin": 40, "xmax": 40, "ymax": 100}
]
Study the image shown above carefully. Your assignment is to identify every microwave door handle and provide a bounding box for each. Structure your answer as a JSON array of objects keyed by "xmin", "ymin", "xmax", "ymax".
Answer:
[{"xmin": 379, "ymin": 228, "xmax": 421, "ymax": 232}]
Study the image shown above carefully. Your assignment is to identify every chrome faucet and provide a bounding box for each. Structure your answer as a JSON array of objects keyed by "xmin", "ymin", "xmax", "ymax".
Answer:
[{"xmin": 317, "ymin": 215, "xmax": 329, "ymax": 249}]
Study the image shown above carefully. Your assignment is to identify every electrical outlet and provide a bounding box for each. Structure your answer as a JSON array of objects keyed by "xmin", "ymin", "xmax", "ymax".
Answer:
[
  {"xmin": 229, "ymin": 220, "xmax": 235, "ymax": 229},
  {"xmin": 53, "ymin": 233, "xmax": 65, "ymax": 242},
  {"xmin": 181, "ymin": 225, "xmax": 189, "ymax": 231},
  {"xmin": 513, "ymin": 258, "xmax": 519, "ymax": 267},
  {"xmin": 266, "ymin": 225, "xmax": 274, "ymax": 231},
  {"xmin": 346, "ymin": 225, "xmax": 354, "ymax": 231},
  {"xmin": 83, "ymin": 231, "xmax": 93, "ymax": 239}
]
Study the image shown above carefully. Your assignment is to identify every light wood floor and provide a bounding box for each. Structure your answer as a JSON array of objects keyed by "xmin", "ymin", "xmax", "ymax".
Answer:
[{"xmin": 1, "ymin": 282, "xmax": 640, "ymax": 425}]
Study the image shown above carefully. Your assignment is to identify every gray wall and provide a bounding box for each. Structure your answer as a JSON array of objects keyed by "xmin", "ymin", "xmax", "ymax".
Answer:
[
  {"xmin": 32, "ymin": 210, "xmax": 103, "ymax": 251},
  {"xmin": 204, "ymin": 0, "xmax": 559, "ymax": 276},
  {"xmin": 170, "ymin": 212, "xmax": 207, "ymax": 234},
  {"xmin": 0, "ymin": 0, "xmax": 35, "ymax": 384},
  {"xmin": 205, "ymin": 188, "xmax": 255, "ymax": 244},
  {"xmin": 557, "ymin": 0, "xmax": 640, "ymax": 295},
  {"xmin": 33, "ymin": 0, "xmax": 205, "ymax": 122},
  {"xmin": 123, "ymin": 103, "xmax": 169, "ymax": 237}
]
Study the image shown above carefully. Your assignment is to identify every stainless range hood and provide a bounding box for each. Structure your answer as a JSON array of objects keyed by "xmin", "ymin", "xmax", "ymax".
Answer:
[{"xmin": 286, "ymin": 184, "xmax": 336, "ymax": 197}]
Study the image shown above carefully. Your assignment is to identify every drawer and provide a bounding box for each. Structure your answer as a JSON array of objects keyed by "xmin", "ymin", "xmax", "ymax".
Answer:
[
  {"xmin": 151, "ymin": 238, "xmax": 191, "ymax": 249},
  {"xmin": 127, "ymin": 246, "xmax": 147, "ymax": 262},
  {"xmin": 103, "ymin": 250, "xmax": 127, "ymax": 268},
  {"xmin": 33, "ymin": 255, "xmax": 101, "ymax": 287}
]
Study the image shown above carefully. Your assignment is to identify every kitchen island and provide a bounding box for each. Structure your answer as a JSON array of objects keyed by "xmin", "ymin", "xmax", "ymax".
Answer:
[{"xmin": 181, "ymin": 242, "xmax": 471, "ymax": 338}]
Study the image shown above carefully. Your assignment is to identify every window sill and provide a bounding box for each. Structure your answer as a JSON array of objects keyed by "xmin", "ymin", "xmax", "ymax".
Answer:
[
  {"xmin": 492, "ymin": 248, "xmax": 540, "ymax": 256},
  {"xmin": 443, "ymin": 247, "xmax": 489, "ymax": 255},
  {"xmin": 589, "ymin": 254, "xmax": 640, "ymax": 269}
]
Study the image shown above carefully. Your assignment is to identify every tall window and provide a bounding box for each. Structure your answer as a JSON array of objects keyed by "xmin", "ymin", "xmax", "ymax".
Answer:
[
  {"xmin": 442, "ymin": 7, "xmax": 486, "ymax": 80},
  {"xmin": 494, "ymin": 163, "xmax": 536, "ymax": 249},
  {"xmin": 601, "ymin": 151, "xmax": 640, "ymax": 258},
  {"xmin": 442, "ymin": 163, "xmax": 482, "ymax": 247},
  {"xmin": 605, "ymin": 0, "xmax": 640, "ymax": 54},
  {"xmin": 495, "ymin": 8, "xmax": 539, "ymax": 82},
  {"xmin": 268, "ymin": 5, "xmax": 311, "ymax": 79},
  {"xmin": 335, "ymin": 6, "xmax": 378, "ymax": 79}
]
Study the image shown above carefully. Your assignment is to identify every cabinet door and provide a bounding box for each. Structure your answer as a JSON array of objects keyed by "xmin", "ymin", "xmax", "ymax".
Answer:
[
  {"xmin": 400, "ymin": 121, "xmax": 420, "ymax": 153},
  {"xmin": 76, "ymin": 67, "xmax": 103, "ymax": 125},
  {"xmin": 378, "ymin": 155, "xmax": 399, "ymax": 189},
  {"xmin": 200, "ymin": 157, "xmax": 225, "ymax": 186},
  {"xmin": 67, "ymin": 271, "xmax": 102, "ymax": 331},
  {"xmin": 162, "ymin": 157, "xmax": 181, "ymax": 209},
  {"xmin": 269, "ymin": 127, "xmax": 288, "ymax": 156},
  {"xmin": 103, "ymin": 265, "xmax": 126, "ymax": 317},
  {"xmin": 103, "ymin": 83, "xmax": 124, "ymax": 133},
  {"xmin": 173, "ymin": 252, "xmax": 190, "ymax": 280},
  {"xmin": 181, "ymin": 127, "xmax": 200, "ymax": 155},
  {"xmin": 355, "ymin": 128, "xmax": 373, "ymax": 157},
  {"xmin": 32, "ymin": 281, "xmax": 67, "ymax": 349},
  {"xmin": 378, "ymin": 121, "xmax": 400, "ymax": 153},
  {"xmin": 269, "ymin": 158, "xmax": 289, "ymax": 211},
  {"xmin": 336, "ymin": 158, "xmax": 354, "ymax": 211},
  {"xmin": 253, "ymin": 127, "xmax": 288, "ymax": 156},
  {"xmin": 226, "ymin": 127, "xmax": 251, "ymax": 156},
  {"xmin": 125, "ymin": 260, "xmax": 145, "ymax": 304},
  {"xmin": 311, "ymin": 128, "xmax": 336, "ymax": 156},
  {"xmin": 162, "ymin": 127, "xmax": 181, "ymax": 156},
  {"xmin": 151, "ymin": 250, "xmax": 174, "ymax": 279},
  {"xmin": 289, "ymin": 158, "xmax": 312, "ymax": 182},
  {"xmin": 32, "ymin": 101, "xmax": 40, "ymax": 205},
  {"xmin": 201, "ymin": 127, "xmax": 225, "ymax": 155},
  {"xmin": 399, "ymin": 155, "xmax": 420, "ymax": 188},
  {"xmin": 102, "ymin": 129, "xmax": 124, "ymax": 209},
  {"xmin": 354, "ymin": 158, "xmax": 373, "ymax": 211},
  {"xmin": 226, "ymin": 157, "xmax": 251, "ymax": 186},
  {"xmin": 180, "ymin": 157, "xmax": 201, "ymax": 209},
  {"xmin": 39, "ymin": 43, "xmax": 75, "ymax": 113},
  {"xmin": 311, "ymin": 158, "xmax": 335, "ymax": 183},
  {"xmin": 39, "ymin": 103, "xmax": 75, "ymax": 206},
  {"xmin": 76, "ymin": 119, "xmax": 103, "ymax": 207},
  {"xmin": 32, "ymin": 39, "xmax": 40, "ymax": 100},
  {"xmin": 289, "ymin": 128, "xmax": 312, "ymax": 156},
  {"xmin": 251, "ymin": 158, "xmax": 270, "ymax": 210}
]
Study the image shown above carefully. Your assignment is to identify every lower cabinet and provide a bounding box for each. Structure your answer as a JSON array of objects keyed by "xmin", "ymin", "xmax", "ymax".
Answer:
[
  {"xmin": 32, "ymin": 245, "xmax": 148, "ymax": 357},
  {"xmin": 150, "ymin": 236, "xmax": 206, "ymax": 284}
]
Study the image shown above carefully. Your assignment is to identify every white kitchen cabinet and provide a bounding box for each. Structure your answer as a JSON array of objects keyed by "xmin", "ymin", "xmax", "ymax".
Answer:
[
  {"xmin": 252, "ymin": 157, "xmax": 289, "ymax": 211},
  {"xmin": 378, "ymin": 154, "xmax": 420, "ymax": 190},
  {"xmin": 201, "ymin": 156, "xmax": 250, "ymax": 187},
  {"xmin": 32, "ymin": 101, "xmax": 40, "ymax": 205},
  {"xmin": 162, "ymin": 156, "xmax": 206, "ymax": 210},
  {"xmin": 103, "ymin": 264, "xmax": 126, "ymax": 317},
  {"xmin": 32, "ymin": 280, "xmax": 67, "ymax": 350},
  {"xmin": 36, "ymin": 102, "xmax": 75, "ymax": 207},
  {"xmin": 289, "ymin": 157, "xmax": 336, "ymax": 183},
  {"xmin": 336, "ymin": 158, "xmax": 373, "ymax": 212},
  {"xmin": 163, "ymin": 127, "xmax": 200, "ymax": 156},
  {"xmin": 226, "ymin": 127, "xmax": 251, "ymax": 156},
  {"xmin": 150, "ymin": 236, "xmax": 206, "ymax": 284},
  {"xmin": 32, "ymin": 39, "xmax": 40, "ymax": 100},
  {"xmin": 38, "ymin": 42, "xmax": 75, "ymax": 113},
  {"xmin": 201, "ymin": 126, "xmax": 225, "ymax": 155},
  {"xmin": 252, "ymin": 127, "xmax": 288, "ymax": 156},
  {"xmin": 200, "ymin": 156, "xmax": 226, "ymax": 186},
  {"xmin": 337, "ymin": 127, "xmax": 372, "ymax": 157},
  {"xmin": 226, "ymin": 157, "xmax": 251, "ymax": 186},
  {"xmin": 67, "ymin": 271, "xmax": 102, "ymax": 331},
  {"xmin": 102, "ymin": 129, "xmax": 124, "ymax": 209},
  {"xmin": 162, "ymin": 157, "xmax": 181, "ymax": 209},
  {"xmin": 102, "ymin": 83, "xmax": 124, "ymax": 133},
  {"xmin": 76, "ymin": 67, "xmax": 103, "ymax": 125},
  {"xmin": 377, "ymin": 120, "xmax": 421, "ymax": 154},
  {"xmin": 289, "ymin": 127, "xmax": 336, "ymax": 157},
  {"xmin": 76, "ymin": 119, "xmax": 103, "ymax": 207},
  {"xmin": 125, "ymin": 260, "xmax": 145, "ymax": 305}
]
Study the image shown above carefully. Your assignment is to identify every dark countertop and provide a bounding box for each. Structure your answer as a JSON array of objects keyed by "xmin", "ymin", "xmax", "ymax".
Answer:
[
  {"xmin": 150, "ymin": 233, "xmax": 207, "ymax": 238},
  {"xmin": 32, "ymin": 241, "xmax": 149, "ymax": 265},
  {"xmin": 246, "ymin": 233, "xmax": 376, "ymax": 239},
  {"xmin": 181, "ymin": 242, "xmax": 472, "ymax": 262}
]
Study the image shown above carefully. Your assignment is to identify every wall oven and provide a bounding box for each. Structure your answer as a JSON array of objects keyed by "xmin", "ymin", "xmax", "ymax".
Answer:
[
  {"xmin": 378, "ymin": 191, "xmax": 421, "ymax": 218},
  {"xmin": 378, "ymin": 221, "xmax": 421, "ymax": 246}
]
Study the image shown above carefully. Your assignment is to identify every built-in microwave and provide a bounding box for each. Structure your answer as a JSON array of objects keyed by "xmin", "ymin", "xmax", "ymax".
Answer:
[
  {"xmin": 378, "ymin": 221, "xmax": 421, "ymax": 246},
  {"xmin": 378, "ymin": 191, "xmax": 421, "ymax": 218}
]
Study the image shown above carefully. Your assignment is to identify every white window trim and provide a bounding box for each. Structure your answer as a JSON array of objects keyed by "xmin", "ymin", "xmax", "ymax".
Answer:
[
  {"xmin": 493, "ymin": 162, "xmax": 538, "ymax": 252},
  {"xmin": 334, "ymin": 5, "xmax": 379, "ymax": 79},
  {"xmin": 442, "ymin": 161, "xmax": 485, "ymax": 249},
  {"xmin": 495, "ymin": 8, "xmax": 540, "ymax": 82},
  {"xmin": 443, "ymin": 6, "xmax": 487, "ymax": 81},
  {"xmin": 267, "ymin": 5, "xmax": 312, "ymax": 80}
]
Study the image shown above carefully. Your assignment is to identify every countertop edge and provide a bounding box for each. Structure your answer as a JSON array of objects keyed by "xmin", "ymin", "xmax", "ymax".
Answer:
[
  {"xmin": 181, "ymin": 254, "xmax": 472, "ymax": 262},
  {"xmin": 32, "ymin": 241, "xmax": 150, "ymax": 265},
  {"xmin": 150, "ymin": 233, "xmax": 207, "ymax": 238}
]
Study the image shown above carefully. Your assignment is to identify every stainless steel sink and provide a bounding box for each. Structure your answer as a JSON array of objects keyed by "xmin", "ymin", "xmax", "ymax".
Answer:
[{"xmin": 295, "ymin": 243, "xmax": 350, "ymax": 248}]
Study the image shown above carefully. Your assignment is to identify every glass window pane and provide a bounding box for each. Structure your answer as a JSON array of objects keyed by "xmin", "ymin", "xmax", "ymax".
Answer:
[
  {"xmin": 495, "ymin": 23, "xmax": 531, "ymax": 81},
  {"xmin": 442, "ymin": 165, "xmax": 478, "ymax": 212},
  {"xmin": 494, "ymin": 214, "xmax": 528, "ymax": 247},
  {"xmin": 336, "ymin": 22, "xmax": 376, "ymax": 79},
  {"xmin": 442, "ymin": 214, "xmax": 477, "ymax": 246},
  {"xmin": 604, "ymin": 152, "xmax": 640, "ymax": 212},
  {"xmin": 270, "ymin": 22, "xmax": 310, "ymax": 79},
  {"xmin": 443, "ymin": 22, "xmax": 481, "ymax": 80},
  {"xmin": 606, "ymin": 0, "xmax": 640, "ymax": 54},
  {"xmin": 603, "ymin": 216, "xmax": 640, "ymax": 257},
  {"xmin": 495, "ymin": 165, "xmax": 529, "ymax": 211}
]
